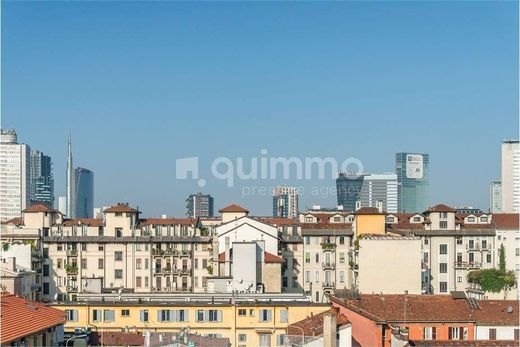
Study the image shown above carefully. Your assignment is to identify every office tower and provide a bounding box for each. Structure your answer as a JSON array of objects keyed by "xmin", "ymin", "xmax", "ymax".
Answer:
[
  {"xmin": 359, "ymin": 173, "xmax": 398, "ymax": 213},
  {"xmin": 396, "ymin": 152, "xmax": 430, "ymax": 213},
  {"xmin": 272, "ymin": 186, "xmax": 299, "ymax": 218},
  {"xmin": 57, "ymin": 196, "xmax": 67, "ymax": 216},
  {"xmin": 336, "ymin": 173, "xmax": 365, "ymax": 211},
  {"xmin": 74, "ymin": 167, "xmax": 94, "ymax": 218},
  {"xmin": 0, "ymin": 129, "xmax": 31, "ymax": 221},
  {"xmin": 501, "ymin": 140, "xmax": 519, "ymax": 213},
  {"xmin": 490, "ymin": 180, "xmax": 502, "ymax": 213},
  {"xmin": 186, "ymin": 192, "xmax": 214, "ymax": 218},
  {"xmin": 30, "ymin": 150, "xmax": 54, "ymax": 207},
  {"xmin": 66, "ymin": 132, "xmax": 75, "ymax": 218}
]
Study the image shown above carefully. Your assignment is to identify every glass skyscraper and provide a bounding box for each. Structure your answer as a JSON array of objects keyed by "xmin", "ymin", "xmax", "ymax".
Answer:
[
  {"xmin": 30, "ymin": 150, "xmax": 54, "ymax": 207},
  {"xmin": 336, "ymin": 172, "xmax": 398, "ymax": 212},
  {"xmin": 74, "ymin": 167, "xmax": 94, "ymax": 218},
  {"xmin": 396, "ymin": 152, "xmax": 430, "ymax": 213},
  {"xmin": 336, "ymin": 173, "xmax": 365, "ymax": 211}
]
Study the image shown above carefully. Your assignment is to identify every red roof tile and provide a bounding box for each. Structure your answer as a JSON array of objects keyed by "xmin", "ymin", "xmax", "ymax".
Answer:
[
  {"xmin": 63, "ymin": 218, "xmax": 104, "ymax": 227},
  {"xmin": 408, "ymin": 340, "xmax": 518, "ymax": 347},
  {"xmin": 218, "ymin": 204, "xmax": 249, "ymax": 213},
  {"xmin": 0, "ymin": 294, "xmax": 65, "ymax": 344},
  {"xmin": 354, "ymin": 207, "xmax": 384, "ymax": 215},
  {"xmin": 139, "ymin": 218, "xmax": 195, "ymax": 226},
  {"xmin": 426, "ymin": 204, "xmax": 455, "ymax": 212},
  {"xmin": 287, "ymin": 308, "xmax": 349, "ymax": 337},
  {"xmin": 22, "ymin": 203, "xmax": 56, "ymax": 213},
  {"xmin": 256, "ymin": 217, "xmax": 300, "ymax": 225},
  {"xmin": 2, "ymin": 217, "xmax": 24, "ymax": 226},
  {"xmin": 300, "ymin": 223, "xmax": 352, "ymax": 230},
  {"xmin": 90, "ymin": 332, "xmax": 144, "ymax": 346},
  {"xmin": 104, "ymin": 203, "xmax": 139, "ymax": 213},
  {"xmin": 493, "ymin": 214, "xmax": 519, "ymax": 230}
]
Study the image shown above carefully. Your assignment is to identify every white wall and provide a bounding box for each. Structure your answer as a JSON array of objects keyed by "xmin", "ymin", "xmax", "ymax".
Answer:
[{"xmin": 476, "ymin": 326, "xmax": 519, "ymax": 340}]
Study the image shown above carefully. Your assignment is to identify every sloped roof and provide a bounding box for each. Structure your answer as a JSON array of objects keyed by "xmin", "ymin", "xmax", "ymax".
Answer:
[
  {"xmin": 218, "ymin": 204, "xmax": 249, "ymax": 213},
  {"xmin": 1, "ymin": 294, "xmax": 65, "ymax": 344},
  {"xmin": 104, "ymin": 203, "xmax": 139, "ymax": 213},
  {"xmin": 493, "ymin": 214, "xmax": 519, "ymax": 230},
  {"xmin": 353, "ymin": 207, "xmax": 384, "ymax": 215},
  {"xmin": 426, "ymin": 204, "xmax": 455, "ymax": 212},
  {"xmin": 287, "ymin": 308, "xmax": 350, "ymax": 337},
  {"xmin": 90, "ymin": 332, "xmax": 144, "ymax": 346},
  {"xmin": 63, "ymin": 218, "xmax": 104, "ymax": 227},
  {"xmin": 2, "ymin": 217, "xmax": 24, "ymax": 226},
  {"xmin": 22, "ymin": 204, "xmax": 56, "ymax": 213}
]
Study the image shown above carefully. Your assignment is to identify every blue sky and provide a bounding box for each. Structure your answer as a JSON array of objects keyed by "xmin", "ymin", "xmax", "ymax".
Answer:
[{"xmin": 2, "ymin": 2, "xmax": 518, "ymax": 216}]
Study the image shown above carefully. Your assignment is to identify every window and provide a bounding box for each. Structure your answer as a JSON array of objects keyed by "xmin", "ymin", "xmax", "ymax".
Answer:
[
  {"xmin": 489, "ymin": 328, "xmax": 496, "ymax": 340},
  {"xmin": 196, "ymin": 309, "xmax": 222, "ymax": 322},
  {"xmin": 457, "ymin": 276, "xmax": 462, "ymax": 283},
  {"xmin": 516, "ymin": 248, "xmax": 520, "ymax": 256},
  {"xmin": 339, "ymin": 252, "xmax": 345, "ymax": 263},
  {"xmin": 439, "ymin": 244, "xmax": 448, "ymax": 255},
  {"xmin": 121, "ymin": 309, "xmax": 130, "ymax": 317},
  {"xmin": 81, "ymin": 258, "xmax": 87, "ymax": 269},
  {"xmin": 115, "ymin": 269, "xmax": 123, "ymax": 279},
  {"xmin": 65, "ymin": 309, "xmax": 78, "ymax": 322},
  {"xmin": 81, "ymin": 243, "xmax": 87, "ymax": 251},
  {"xmin": 482, "ymin": 240, "xmax": 487, "ymax": 249},
  {"xmin": 315, "ymin": 253, "xmax": 319, "ymax": 263},
  {"xmin": 333, "ymin": 216, "xmax": 341, "ymax": 222},
  {"xmin": 469, "ymin": 240, "xmax": 474, "ymax": 249},
  {"xmin": 339, "ymin": 271, "xmax": 345, "ymax": 283},
  {"xmin": 387, "ymin": 217, "xmax": 395, "ymax": 223},
  {"xmin": 98, "ymin": 258, "xmax": 104, "ymax": 269},
  {"xmin": 282, "ymin": 277, "xmax": 288, "ymax": 288},
  {"xmin": 276, "ymin": 334, "xmax": 287, "ymax": 346},
  {"xmin": 439, "ymin": 263, "xmax": 447, "ymax": 274},
  {"xmin": 158, "ymin": 309, "xmax": 172, "ymax": 322},
  {"xmin": 315, "ymin": 271, "xmax": 320, "ymax": 283},
  {"xmin": 238, "ymin": 334, "xmax": 247, "ymax": 343},
  {"xmin": 514, "ymin": 329, "xmax": 519, "ymax": 340},
  {"xmin": 238, "ymin": 309, "xmax": 247, "ymax": 316},
  {"xmin": 440, "ymin": 221, "xmax": 448, "ymax": 229},
  {"xmin": 467, "ymin": 217, "xmax": 475, "ymax": 222},
  {"xmin": 249, "ymin": 309, "xmax": 255, "ymax": 317},
  {"xmin": 43, "ymin": 282, "xmax": 49, "ymax": 295},
  {"xmin": 423, "ymin": 327, "xmax": 436, "ymax": 340},
  {"xmin": 305, "ymin": 217, "xmax": 313, "ymax": 223},
  {"xmin": 440, "ymin": 281, "xmax": 448, "ymax": 293},
  {"xmin": 57, "ymin": 259, "xmax": 62, "ymax": 269},
  {"xmin": 136, "ymin": 258, "xmax": 142, "ymax": 269},
  {"xmin": 92, "ymin": 309, "xmax": 102, "ymax": 322},
  {"xmin": 140, "ymin": 310, "xmax": 149, "ymax": 322},
  {"xmin": 259, "ymin": 334, "xmax": 271, "ymax": 347},
  {"xmin": 259, "ymin": 309, "xmax": 272, "ymax": 322},
  {"xmin": 136, "ymin": 276, "xmax": 142, "ymax": 288},
  {"xmin": 424, "ymin": 238, "xmax": 429, "ymax": 245},
  {"xmin": 440, "ymin": 212, "xmax": 448, "ymax": 219},
  {"xmin": 339, "ymin": 236, "xmax": 345, "ymax": 244},
  {"xmin": 305, "ymin": 271, "xmax": 310, "ymax": 283},
  {"xmin": 280, "ymin": 309, "xmax": 288, "ymax": 323},
  {"xmin": 116, "ymin": 228, "xmax": 123, "ymax": 237},
  {"xmin": 173, "ymin": 309, "xmax": 188, "ymax": 322},
  {"xmin": 57, "ymin": 244, "xmax": 63, "ymax": 251},
  {"xmin": 98, "ymin": 245, "xmax": 104, "ymax": 251},
  {"xmin": 103, "ymin": 310, "xmax": 115, "ymax": 322},
  {"xmin": 487, "ymin": 254, "xmax": 492, "ymax": 263},
  {"xmin": 456, "ymin": 237, "xmax": 462, "ymax": 245},
  {"xmin": 115, "ymin": 251, "xmax": 123, "ymax": 261},
  {"xmin": 98, "ymin": 226, "xmax": 104, "ymax": 236},
  {"xmin": 413, "ymin": 216, "xmax": 421, "ymax": 222},
  {"xmin": 305, "ymin": 252, "xmax": 310, "ymax": 263},
  {"xmin": 481, "ymin": 217, "xmax": 488, "ymax": 222},
  {"xmin": 43, "ymin": 264, "xmax": 50, "ymax": 277}
]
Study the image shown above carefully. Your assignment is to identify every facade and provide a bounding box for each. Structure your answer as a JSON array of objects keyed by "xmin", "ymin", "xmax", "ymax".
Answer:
[
  {"xmin": 74, "ymin": 167, "xmax": 94, "ymax": 218},
  {"xmin": 186, "ymin": 192, "xmax": 214, "ymax": 218},
  {"xmin": 490, "ymin": 180, "xmax": 503, "ymax": 213},
  {"xmin": 66, "ymin": 132, "xmax": 74, "ymax": 218},
  {"xmin": 273, "ymin": 186, "xmax": 299, "ymax": 219},
  {"xmin": 53, "ymin": 298, "xmax": 329, "ymax": 347},
  {"xmin": 493, "ymin": 213, "xmax": 520, "ymax": 299},
  {"xmin": 396, "ymin": 152, "xmax": 430, "ymax": 213},
  {"xmin": 501, "ymin": 140, "xmax": 520, "ymax": 213},
  {"xmin": 0, "ymin": 129, "xmax": 31, "ymax": 221},
  {"xmin": 29, "ymin": 149, "xmax": 54, "ymax": 207},
  {"xmin": 0, "ymin": 293, "xmax": 65, "ymax": 346},
  {"xmin": 336, "ymin": 173, "xmax": 365, "ymax": 211},
  {"xmin": 0, "ymin": 257, "xmax": 37, "ymax": 300},
  {"xmin": 359, "ymin": 173, "xmax": 398, "ymax": 213}
]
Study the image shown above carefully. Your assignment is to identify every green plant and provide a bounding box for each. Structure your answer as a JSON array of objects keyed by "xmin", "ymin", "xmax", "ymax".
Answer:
[
  {"xmin": 2, "ymin": 243, "xmax": 9, "ymax": 252},
  {"xmin": 467, "ymin": 268, "xmax": 517, "ymax": 293},
  {"xmin": 65, "ymin": 264, "xmax": 78, "ymax": 273},
  {"xmin": 499, "ymin": 244, "xmax": 506, "ymax": 272},
  {"xmin": 207, "ymin": 264, "xmax": 213, "ymax": 275},
  {"xmin": 354, "ymin": 238, "xmax": 360, "ymax": 251},
  {"xmin": 320, "ymin": 243, "xmax": 336, "ymax": 250}
]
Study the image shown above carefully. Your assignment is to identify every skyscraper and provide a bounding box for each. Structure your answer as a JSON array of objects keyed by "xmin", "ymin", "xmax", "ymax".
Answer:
[
  {"xmin": 336, "ymin": 173, "xmax": 398, "ymax": 212},
  {"xmin": 66, "ymin": 131, "xmax": 75, "ymax": 218},
  {"xmin": 30, "ymin": 150, "xmax": 54, "ymax": 207},
  {"xmin": 186, "ymin": 192, "xmax": 214, "ymax": 218},
  {"xmin": 396, "ymin": 152, "xmax": 430, "ymax": 213},
  {"xmin": 0, "ymin": 129, "xmax": 30, "ymax": 221},
  {"xmin": 272, "ymin": 186, "xmax": 299, "ymax": 218},
  {"xmin": 490, "ymin": 180, "xmax": 502, "ymax": 213},
  {"xmin": 74, "ymin": 167, "xmax": 94, "ymax": 218},
  {"xmin": 501, "ymin": 140, "xmax": 519, "ymax": 213}
]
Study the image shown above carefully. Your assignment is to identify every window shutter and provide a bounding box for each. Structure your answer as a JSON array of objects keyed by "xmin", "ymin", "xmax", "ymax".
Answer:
[
  {"xmin": 432, "ymin": 327, "xmax": 437, "ymax": 340},
  {"xmin": 204, "ymin": 310, "xmax": 209, "ymax": 322},
  {"xmin": 422, "ymin": 327, "xmax": 426, "ymax": 340},
  {"xmin": 448, "ymin": 327, "xmax": 452, "ymax": 340},
  {"xmin": 459, "ymin": 327, "xmax": 464, "ymax": 340},
  {"xmin": 267, "ymin": 310, "xmax": 272, "ymax": 322},
  {"xmin": 140, "ymin": 310, "xmax": 144, "ymax": 322},
  {"xmin": 217, "ymin": 310, "xmax": 222, "ymax": 322},
  {"xmin": 280, "ymin": 310, "xmax": 288, "ymax": 323},
  {"xmin": 157, "ymin": 310, "xmax": 162, "ymax": 322},
  {"xmin": 73, "ymin": 310, "xmax": 78, "ymax": 322}
]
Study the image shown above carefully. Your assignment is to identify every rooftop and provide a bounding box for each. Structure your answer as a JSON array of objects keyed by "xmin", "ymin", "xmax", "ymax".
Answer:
[
  {"xmin": 218, "ymin": 204, "xmax": 249, "ymax": 213},
  {"xmin": 1, "ymin": 294, "xmax": 65, "ymax": 344},
  {"xmin": 287, "ymin": 308, "xmax": 350, "ymax": 337},
  {"xmin": 104, "ymin": 203, "xmax": 140, "ymax": 213},
  {"xmin": 22, "ymin": 203, "xmax": 56, "ymax": 213},
  {"xmin": 426, "ymin": 204, "xmax": 456, "ymax": 213}
]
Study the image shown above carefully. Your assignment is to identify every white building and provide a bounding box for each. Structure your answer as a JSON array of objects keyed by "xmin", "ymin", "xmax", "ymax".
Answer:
[
  {"xmin": 273, "ymin": 186, "xmax": 299, "ymax": 219},
  {"xmin": 501, "ymin": 140, "xmax": 519, "ymax": 213},
  {"xmin": 0, "ymin": 129, "xmax": 31, "ymax": 221}
]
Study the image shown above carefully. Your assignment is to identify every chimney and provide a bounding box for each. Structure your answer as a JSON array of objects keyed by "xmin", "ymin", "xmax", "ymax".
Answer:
[{"xmin": 323, "ymin": 311, "xmax": 337, "ymax": 347}]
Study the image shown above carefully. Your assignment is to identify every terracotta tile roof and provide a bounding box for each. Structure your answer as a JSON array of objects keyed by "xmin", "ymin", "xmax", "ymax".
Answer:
[
  {"xmin": 22, "ymin": 203, "xmax": 56, "ymax": 213},
  {"xmin": 104, "ymin": 203, "xmax": 139, "ymax": 213},
  {"xmin": 139, "ymin": 218, "xmax": 195, "ymax": 226},
  {"xmin": 493, "ymin": 214, "xmax": 519, "ymax": 230},
  {"xmin": 300, "ymin": 223, "xmax": 352, "ymax": 230},
  {"xmin": 354, "ymin": 207, "xmax": 384, "ymax": 215},
  {"xmin": 218, "ymin": 251, "xmax": 282, "ymax": 263},
  {"xmin": 287, "ymin": 308, "xmax": 349, "ymax": 337},
  {"xmin": 149, "ymin": 333, "xmax": 230, "ymax": 347},
  {"xmin": 408, "ymin": 341, "xmax": 518, "ymax": 347},
  {"xmin": 63, "ymin": 218, "xmax": 104, "ymax": 227},
  {"xmin": 256, "ymin": 217, "xmax": 300, "ymax": 225},
  {"xmin": 0, "ymin": 294, "xmax": 65, "ymax": 344},
  {"xmin": 218, "ymin": 204, "xmax": 249, "ymax": 213},
  {"xmin": 426, "ymin": 204, "xmax": 455, "ymax": 212},
  {"xmin": 461, "ymin": 223, "xmax": 494, "ymax": 230},
  {"xmin": 2, "ymin": 217, "xmax": 24, "ymax": 226},
  {"xmin": 90, "ymin": 332, "xmax": 144, "ymax": 346},
  {"xmin": 387, "ymin": 222, "xmax": 425, "ymax": 231},
  {"xmin": 331, "ymin": 294, "xmax": 519, "ymax": 326}
]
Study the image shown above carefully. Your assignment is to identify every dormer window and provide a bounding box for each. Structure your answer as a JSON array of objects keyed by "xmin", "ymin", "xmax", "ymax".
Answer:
[
  {"xmin": 467, "ymin": 217, "xmax": 475, "ymax": 222},
  {"xmin": 333, "ymin": 216, "xmax": 341, "ymax": 222},
  {"xmin": 481, "ymin": 216, "xmax": 488, "ymax": 222},
  {"xmin": 413, "ymin": 216, "xmax": 421, "ymax": 223},
  {"xmin": 305, "ymin": 217, "xmax": 313, "ymax": 222},
  {"xmin": 386, "ymin": 217, "xmax": 395, "ymax": 223}
]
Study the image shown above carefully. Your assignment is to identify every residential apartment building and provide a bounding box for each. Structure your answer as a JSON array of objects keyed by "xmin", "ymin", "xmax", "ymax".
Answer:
[
  {"xmin": 396, "ymin": 152, "xmax": 430, "ymax": 213},
  {"xmin": 501, "ymin": 140, "xmax": 520, "ymax": 213},
  {"xmin": 273, "ymin": 186, "xmax": 299, "ymax": 219},
  {"xmin": 0, "ymin": 129, "xmax": 31, "ymax": 221},
  {"xmin": 186, "ymin": 192, "xmax": 214, "ymax": 218}
]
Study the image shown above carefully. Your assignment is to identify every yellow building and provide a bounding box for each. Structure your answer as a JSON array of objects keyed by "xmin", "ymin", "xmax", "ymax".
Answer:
[
  {"xmin": 52, "ymin": 300, "xmax": 329, "ymax": 347},
  {"xmin": 353, "ymin": 207, "xmax": 386, "ymax": 235}
]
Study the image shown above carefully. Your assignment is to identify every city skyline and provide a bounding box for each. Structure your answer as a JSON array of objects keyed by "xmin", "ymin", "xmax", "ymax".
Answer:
[{"xmin": 3, "ymin": 2, "xmax": 518, "ymax": 216}]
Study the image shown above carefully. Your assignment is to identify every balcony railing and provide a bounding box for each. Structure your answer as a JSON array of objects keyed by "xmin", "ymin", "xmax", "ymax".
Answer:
[
  {"xmin": 454, "ymin": 261, "xmax": 482, "ymax": 269},
  {"xmin": 322, "ymin": 282, "xmax": 335, "ymax": 288},
  {"xmin": 321, "ymin": 243, "xmax": 336, "ymax": 252},
  {"xmin": 322, "ymin": 262, "xmax": 335, "ymax": 269},
  {"xmin": 66, "ymin": 249, "xmax": 77, "ymax": 256}
]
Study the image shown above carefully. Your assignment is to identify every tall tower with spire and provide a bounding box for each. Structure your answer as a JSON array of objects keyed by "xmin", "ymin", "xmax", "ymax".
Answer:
[{"xmin": 66, "ymin": 130, "xmax": 75, "ymax": 218}]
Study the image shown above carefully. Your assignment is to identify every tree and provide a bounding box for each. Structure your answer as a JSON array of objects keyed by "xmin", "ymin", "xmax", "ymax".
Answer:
[{"xmin": 499, "ymin": 244, "xmax": 506, "ymax": 272}]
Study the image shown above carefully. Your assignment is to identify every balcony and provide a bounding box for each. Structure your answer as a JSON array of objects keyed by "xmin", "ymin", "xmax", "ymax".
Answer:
[
  {"xmin": 180, "ymin": 250, "xmax": 191, "ymax": 257},
  {"xmin": 454, "ymin": 261, "xmax": 482, "ymax": 269},
  {"xmin": 65, "ymin": 265, "xmax": 78, "ymax": 274},
  {"xmin": 66, "ymin": 249, "xmax": 77, "ymax": 256},
  {"xmin": 321, "ymin": 243, "xmax": 336, "ymax": 252},
  {"xmin": 67, "ymin": 286, "xmax": 78, "ymax": 292},
  {"xmin": 152, "ymin": 248, "xmax": 176, "ymax": 257},
  {"xmin": 322, "ymin": 262, "xmax": 335, "ymax": 269},
  {"xmin": 322, "ymin": 282, "xmax": 335, "ymax": 288}
]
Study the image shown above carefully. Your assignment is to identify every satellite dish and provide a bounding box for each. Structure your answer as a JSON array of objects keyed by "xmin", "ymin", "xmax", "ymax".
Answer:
[{"xmin": 508, "ymin": 306, "xmax": 514, "ymax": 313}]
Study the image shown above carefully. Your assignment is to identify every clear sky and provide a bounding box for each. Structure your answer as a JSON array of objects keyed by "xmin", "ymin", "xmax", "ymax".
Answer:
[{"xmin": 2, "ymin": 2, "xmax": 518, "ymax": 217}]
